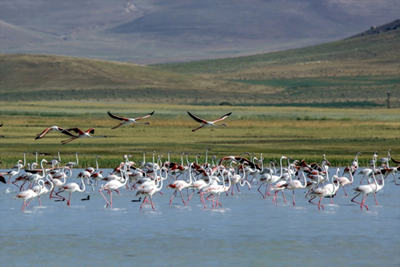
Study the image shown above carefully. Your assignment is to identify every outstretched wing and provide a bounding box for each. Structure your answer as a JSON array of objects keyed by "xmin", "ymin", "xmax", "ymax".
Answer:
[
  {"xmin": 187, "ymin": 111, "xmax": 207, "ymax": 123},
  {"xmin": 35, "ymin": 127, "xmax": 52, "ymax": 140},
  {"xmin": 0, "ymin": 123, "xmax": 3, "ymax": 129},
  {"xmin": 213, "ymin": 112, "xmax": 232, "ymax": 123},
  {"xmin": 86, "ymin": 128, "xmax": 95, "ymax": 134},
  {"xmin": 135, "ymin": 111, "xmax": 155, "ymax": 120},
  {"xmin": 57, "ymin": 127, "xmax": 77, "ymax": 138},
  {"xmin": 108, "ymin": 111, "xmax": 127, "ymax": 121},
  {"xmin": 66, "ymin": 127, "xmax": 85, "ymax": 135}
]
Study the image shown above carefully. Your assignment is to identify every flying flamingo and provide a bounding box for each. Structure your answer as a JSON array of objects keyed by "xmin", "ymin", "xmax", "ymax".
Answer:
[
  {"xmin": 61, "ymin": 128, "xmax": 106, "ymax": 145},
  {"xmin": 34, "ymin": 126, "xmax": 76, "ymax": 140},
  {"xmin": 107, "ymin": 111, "xmax": 155, "ymax": 129},
  {"xmin": 187, "ymin": 111, "xmax": 232, "ymax": 132}
]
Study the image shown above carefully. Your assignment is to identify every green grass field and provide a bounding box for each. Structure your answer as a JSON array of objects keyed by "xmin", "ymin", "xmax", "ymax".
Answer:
[{"xmin": 0, "ymin": 102, "xmax": 398, "ymax": 168}]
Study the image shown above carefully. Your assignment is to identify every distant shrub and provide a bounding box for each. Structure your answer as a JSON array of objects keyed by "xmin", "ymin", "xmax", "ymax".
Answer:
[{"xmin": 219, "ymin": 101, "xmax": 233, "ymax": 106}]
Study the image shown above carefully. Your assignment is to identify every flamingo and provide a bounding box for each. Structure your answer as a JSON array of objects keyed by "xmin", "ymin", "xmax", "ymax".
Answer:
[
  {"xmin": 99, "ymin": 165, "xmax": 129, "ymax": 208},
  {"xmin": 28, "ymin": 174, "xmax": 54, "ymax": 206},
  {"xmin": 358, "ymin": 168, "xmax": 373, "ymax": 184},
  {"xmin": 13, "ymin": 187, "xmax": 42, "ymax": 211},
  {"xmin": 48, "ymin": 167, "xmax": 71, "ymax": 200},
  {"xmin": 261, "ymin": 156, "xmax": 287, "ymax": 198},
  {"xmin": 135, "ymin": 167, "xmax": 166, "ymax": 211},
  {"xmin": 61, "ymin": 128, "xmax": 106, "ymax": 145},
  {"xmin": 107, "ymin": 111, "xmax": 155, "ymax": 129},
  {"xmin": 285, "ymin": 171, "xmax": 308, "ymax": 206},
  {"xmin": 187, "ymin": 111, "xmax": 232, "ymax": 132},
  {"xmin": 308, "ymin": 176, "xmax": 339, "ymax": 210},
  {"xmin": 56, "ymin": 176, "xmax": 86, "ymax": 206},
  {"xmin": 203, "ymin": 167, "xmax": 231, "ymax": 209},
  {"xmin": 166, "ymin": 164, "xmax": 193, "ymax": 206},
  {"xmin": 351, "ymin": 174, "xmax": 378, "ymax": 211},
  {"xmin": 335, "ymin": 167, "xmax": 354, "ymax": 196},
  {"xmin": 1, "ymin": 160, "xmax": 23, "ymax": 183},
  {"xmin": 65, "ymin": 152, "xmax": 80, "ymax": 168},
  {"xmin": 35, "ymin": 126, "xmax": 76, "ymax": 140}
]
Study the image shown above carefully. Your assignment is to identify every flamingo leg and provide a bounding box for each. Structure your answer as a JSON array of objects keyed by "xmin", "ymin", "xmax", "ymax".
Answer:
[
  {"xmin": 282, "ymin": 191, "xmax": 287, "ymax": 204},
  {"xmin": 112, "ymin": 123, "xmax": 124, "ymax": 129},
  {"xmin": 318, "ymin": 197, "xmax": 324, "ymax": 210},
  {"xmin": 149, "ymin": 196, "xmax": 155, "ymax": 211},
  {"xmin": 99, "ymin": 189, "xmax": 110, "ymax": 207},
  {"xmin": 21, "ymin": 200, "xmax": 27, "ymax": 211},
  {"xmin": 61, "ymin": 137, "xmax": 76, "ymax": 145},
  {"xmin": 109, "ymin": 190, "xmax": 113, "ymax": 208},
  {"xmin": 140, "ymin": 196, "xmax": 147, "ymax": 211},
  {"xmin": 179, "ymin": 190, "xmax": 187, "ymax": 206},
  {"xmin": 169, "ymin": 191, "xmax": 177, "ymax": 205},
  {"xmin": 342, "ymin": 186, "xmax": 348, "ymax": 196},
  {"xmin": 360, "ymin": 195, "xmax": 369, "ymax": 210},
  {"xmin": 292, "ymin": 190, "xmax": 296, "ymax": 206},
  {"xmin": 258, "ymin": 184, "xmax": 265, "ymax": 198},
  {"xmin": 67, "ymin": 192, "xmax": 72, "ymax": 206},
  {"xmin": 373, "ymin": 192, "xmax": 379, "ymax": 205}
]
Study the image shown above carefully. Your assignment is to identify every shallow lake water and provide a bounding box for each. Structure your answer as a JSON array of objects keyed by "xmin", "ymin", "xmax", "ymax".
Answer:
[{"xmin": 0, "ymin": 168, "xmax": 399, "ymax": 267}]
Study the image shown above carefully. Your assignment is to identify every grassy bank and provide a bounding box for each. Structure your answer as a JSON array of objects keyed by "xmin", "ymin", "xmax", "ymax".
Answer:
[{"xmin": 0, "ymin": 102, "xmax": 398, "ymax": 168}]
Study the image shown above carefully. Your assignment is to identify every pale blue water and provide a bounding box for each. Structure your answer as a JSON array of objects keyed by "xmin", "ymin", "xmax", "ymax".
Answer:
[{"xmin": 0, "ymin": 168, "xmax": 399, "ymax": 267}]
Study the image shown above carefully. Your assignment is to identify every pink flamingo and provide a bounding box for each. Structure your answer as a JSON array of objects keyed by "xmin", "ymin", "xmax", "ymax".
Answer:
[
  {"xmin": 187, "ymin": 111, "xmax": 232, "ymax": 132},
  {"xmin": 1, "ymin": 160, "xmax": 23, "ymax": 183},
  {"xmin": 61, "ymin": 128, "xmax": 106, "ymax": 145},
  {"xmin": 56, "ymin": 177, "xmax": 86, "ymax": 206},
  {"xmin": 34, "ymin": 126, "xmax": 76, "ymax": 140},
  {"xmin": 166, "ymin": 164, "xmax": 193, "ymax": 206},
  {"xmin": 99, "ymin": 165, "xmax": 129, "ymax": 208},
  {"xmin": 13, "ymin": 187, "xmax": 42, "ymax": 211},
  {"xmin": 335, "ymin": 167, "xmax": 354, "ymax": 196},
  {"xmin": 135, "ymin": 167, "xmax": 166, "ymax": 211},
  {"xmin": 285, "ymin": 171, "xmax": 308, "ymax": 206},
  {"xmin": 107, "ymin": 111, "xmax": 155, "ymax": 129}
]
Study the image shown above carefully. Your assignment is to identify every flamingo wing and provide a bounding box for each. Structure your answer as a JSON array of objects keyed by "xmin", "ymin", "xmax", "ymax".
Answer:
[
  {"xmin": 187, "ymin": 111, "xmax": 207, "ymax": 123},
  {"xmin": 135, "ymin": 111, "xmax": 155, "ymax": 120},
  {"xmin": 57, "ymin": 127, "xmax": 77, "ymax": 137},
  {"xmin": 391, "ymin": 157, "xmax": 400, "ymax": 164},
  {"xmin": 85, "ymin": 128, "xmax": 95, "ymax": 134},
  {"xmin": 0, "ymin": 175, "xmax": 5, "ymax": 184},
  {"xmin": 66, "ymin": 127, "xmax": 85, "ymax": 135},
  {"xmin": 35, "ymin": 127, "xmax": 53, "ymax": 140},
  {"xmin": 107, "ymin": 111, "xmax": 128, "ymax": 121},
  {"xmin": 213, "ymin": 112, "xmax": 232, "ymax": 123}
]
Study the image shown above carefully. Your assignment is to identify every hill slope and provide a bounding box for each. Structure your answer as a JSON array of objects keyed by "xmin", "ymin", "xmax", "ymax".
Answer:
[
  {"xmin": 0, "ymin": 54, "xmax": 266, "ymax": 104},
  {"xmin": 1, "ymin": 0, "xmax": 399, "ymax": 64}
]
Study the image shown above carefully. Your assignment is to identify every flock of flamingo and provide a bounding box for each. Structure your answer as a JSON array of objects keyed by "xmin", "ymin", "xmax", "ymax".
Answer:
[
  {"xmin": 1, "ymin": 148, "xmax": 399, "ymax": 212},
  {"xmin": 26, "ymin": 110, "xmax": 232, "ymax": 144}
]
